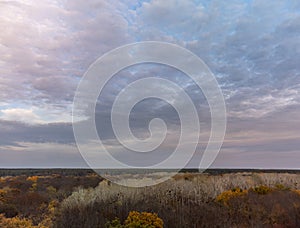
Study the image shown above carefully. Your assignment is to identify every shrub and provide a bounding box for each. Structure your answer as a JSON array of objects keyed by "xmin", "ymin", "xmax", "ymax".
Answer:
[
  {"xmin": 105, "ymin": 211, "xmax": 163, "ymax": 228},
  {"xmin": 0, "ymin": 189, "xmax": 7, "ymax": 202},
  {"xmin": 216, "ymin": 188, "xmax": 247, "ymax": 205},
  {"xmin": 105, "ymin": 218, "xmax": 123, "ymax": 228},
  {"xmin": 275, "ymin": 184, "xmax": 290, "ymax": 191},
  {"xmin": 252, "ymin": 185, "xmax": 272, "ymax": 195},
  {"xmin": 26, "ymin": 176, "xmax": 38, "ymax": 183},
  {"xmin": 0, "ymin": 214, "xmax": 36, "ymax": 228},
  {"xmin": 124, "ymin": 211, "xmax": 163, "ymax": 228}
]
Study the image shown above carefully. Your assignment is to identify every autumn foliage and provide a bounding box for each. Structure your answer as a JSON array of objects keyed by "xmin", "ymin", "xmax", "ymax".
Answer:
[
  {"xmin": 1, "ymin": 170, "xmax": 300, "ymax": 227},
  {"xmin": 106, "ymin": 211, "xmax": 163, "ymax": 228}
]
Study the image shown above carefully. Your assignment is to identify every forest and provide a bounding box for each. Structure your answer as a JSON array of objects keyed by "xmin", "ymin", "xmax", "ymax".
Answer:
[{"xmin": 1, "ymin": 169, "xmax": 300, "ymax": 227}]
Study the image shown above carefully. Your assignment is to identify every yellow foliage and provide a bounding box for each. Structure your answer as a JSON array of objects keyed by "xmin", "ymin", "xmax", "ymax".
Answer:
[
  {"xmin": 216, "ymin": 188, "xmax": 247, "ymax": 205},
  {"xmin": 124, "ymin": 211, "xmax": 163, "ymax": 228},
  {"xmin": 105, "ymin": 211, "xmax": 164, "ymax": 228},
  {"xmin": 27, "ymin": 176, "xmax": 38, "ymax": 182},
  {"xmin": 252, "ymin": 185, "xmax": 272, "ymax": 195},
  {"xmin": 0, "ymin": 189, "xmax": 7, "ymax": 202},
  {"xmin": 46, "ymin": 186, "xmax": 57, "ymax": 195},
  {"xmin": 48, "ymin": 200, "xmax": 58, "ymax": 215},
  {"xmin": 275, "ymin": 184, "xmax": 290, "ymax": 191},
  {"xmin": 27, "ymin": 176, "xmax": 39, "ymax": 192},
  {"xmin": 0, "ymin": 214, "xmax": 37, "ymax": 228},
  {"xmin": 29, "ymin": 183, "xmax": 37, "ymax": 192}
]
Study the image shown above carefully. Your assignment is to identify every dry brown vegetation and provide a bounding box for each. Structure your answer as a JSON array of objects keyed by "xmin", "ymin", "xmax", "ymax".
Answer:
[
  {"xmin": 0, "ymin": 171, "xmax": 102, "ymax": 227},
  {"xmin": 55, "ymin": 172, "xmax": 300, "ymax": 228},
  {"xmin": 1, "ymin": 170, "xmax": 300, "ymax": 227}
]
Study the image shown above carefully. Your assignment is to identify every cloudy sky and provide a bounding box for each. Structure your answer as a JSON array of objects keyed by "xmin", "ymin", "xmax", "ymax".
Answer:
[{"xmin": 0, "ymin": 0, "xmax": 300, "ymax": 168}]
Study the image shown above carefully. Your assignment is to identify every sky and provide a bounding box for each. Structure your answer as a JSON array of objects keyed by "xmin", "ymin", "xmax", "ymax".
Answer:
[{"xmin": 0, "ymin": 0, "xmax": 300, "ymax": 168}]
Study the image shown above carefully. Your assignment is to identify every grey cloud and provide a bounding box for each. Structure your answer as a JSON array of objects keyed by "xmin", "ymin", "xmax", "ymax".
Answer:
[
  {"xmin": 32, "ymin": 75, "xmax": 77, "ymax": 102},
  {"xmin": 0, "ymin": 120, "xmax": 74, "ymax": 147},
  {"xmin": 1, "ymin": 0, "xmax": 300, "ymax": 168}
]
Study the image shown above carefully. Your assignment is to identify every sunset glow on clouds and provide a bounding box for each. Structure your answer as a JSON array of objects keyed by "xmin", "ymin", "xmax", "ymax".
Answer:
[{"xmin": 0, "ymin": 0, "xmax": 300, "ymax": 168}]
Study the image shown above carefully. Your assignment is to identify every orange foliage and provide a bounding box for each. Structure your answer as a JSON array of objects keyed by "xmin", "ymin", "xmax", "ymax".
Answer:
[
  {"xmin": 124, "ymin": 211, "xmax": 164, "ymax": 228},
  {"xmin": 26, "ymin": 176, "xmax": 38, "ymax": 182},
  {"xmin": 216, "ymin": 188, "xmax": 247, "ymax": 205},
  {"xmin": 0, "ymin": 214, "xmax": 37, "ymax": 228}
]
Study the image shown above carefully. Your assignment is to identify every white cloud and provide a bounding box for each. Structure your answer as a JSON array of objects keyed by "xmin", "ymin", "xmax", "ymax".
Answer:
[
  {"xmin": 0, "ymin": 0, "xmax": 133, "ymax": 107},
  {"xmin": 228, "ymin": 87, "xmax": 300, "ymax": 119},
  {"xmin": 0, "ymin": 108, "xmax": 43, "ymax": 124},
  {"xmin": 0, "ymin": 106, "xmax": 74, "ymax": 124}
]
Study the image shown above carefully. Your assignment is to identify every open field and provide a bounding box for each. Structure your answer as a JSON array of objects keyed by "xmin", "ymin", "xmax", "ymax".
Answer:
[{"xmin": 1, "ymin": 169, "xmax": 300, "ymax": 227}]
